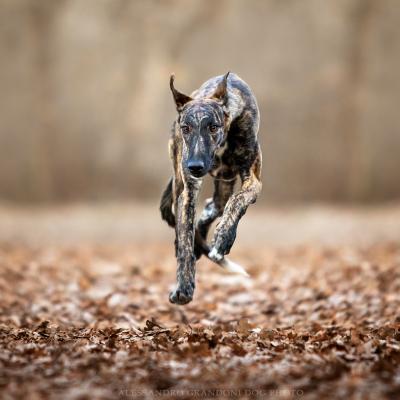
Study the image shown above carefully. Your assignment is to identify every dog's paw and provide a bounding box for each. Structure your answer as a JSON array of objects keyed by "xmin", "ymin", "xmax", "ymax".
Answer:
[
  {"xmin": 169, "ymin": 283, "xmax": 194, "ymax": 305},
  {"xmin": 210, "ymin": 227, "xmax": 237, "ymax": 259},
  {"xmin": 208, "ymin": 247, "xmax": 223, "ymax": 262}
]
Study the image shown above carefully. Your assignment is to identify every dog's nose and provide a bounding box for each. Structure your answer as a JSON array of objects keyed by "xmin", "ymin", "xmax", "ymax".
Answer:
[{"xmin": 187, "ymin": 160, "xmax": 205, "ymax": 176}]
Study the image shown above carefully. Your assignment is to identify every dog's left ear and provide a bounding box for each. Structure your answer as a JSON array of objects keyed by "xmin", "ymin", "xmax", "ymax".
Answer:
[
  {"xmin": 210, "ymin": 72, "xmax": 230, "ymax": 105},
  {"xmin": 170, "ymin": 74, "xmax": 192, "ymax": 111}
]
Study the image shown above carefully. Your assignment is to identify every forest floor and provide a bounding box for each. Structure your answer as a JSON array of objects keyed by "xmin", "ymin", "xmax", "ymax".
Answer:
[{"xmin": 0, "ymin": 203, "xmax": 399, "ymax": 399}]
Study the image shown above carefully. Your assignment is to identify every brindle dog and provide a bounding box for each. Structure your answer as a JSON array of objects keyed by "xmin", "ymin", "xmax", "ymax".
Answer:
[{"xmin": 160, "ymin": 72, "xmax": 262, "ymax": 305}]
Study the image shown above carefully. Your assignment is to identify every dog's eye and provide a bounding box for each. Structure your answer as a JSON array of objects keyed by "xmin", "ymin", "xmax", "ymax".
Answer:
[
  {"xmin": 209, "ymin": 125, "xmax": 219, "ymax": 133},
  {"xmin": 181, "ymin": 125, "xmax": 191, "ymax": 134}
]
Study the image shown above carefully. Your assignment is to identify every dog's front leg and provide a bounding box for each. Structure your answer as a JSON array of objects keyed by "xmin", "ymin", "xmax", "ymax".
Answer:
[
  {"xmin": 209, "ymin": 157, "xmax": 262, "ymax": 261},
  {"xmin": 169, "ymin": 178, "xmax": 201, "ymax": 305}
]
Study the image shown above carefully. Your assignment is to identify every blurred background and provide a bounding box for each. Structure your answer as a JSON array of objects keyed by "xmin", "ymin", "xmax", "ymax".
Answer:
[
  {"xmin": 0, "ymin": 0, "xmax": 399, "ymax": 206},
  {"xmin": 2, "ymin": 4, "xmax": 400, "ymax": 398}
]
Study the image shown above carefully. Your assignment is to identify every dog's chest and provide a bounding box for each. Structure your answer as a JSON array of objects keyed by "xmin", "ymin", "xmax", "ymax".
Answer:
[
  {"xmin": 215, "ymin": 141, "xmax": 228, "ymax": 158},
  {"xmin": 211, "ymin": 142, "xmax": 239, "ymax": 178}
]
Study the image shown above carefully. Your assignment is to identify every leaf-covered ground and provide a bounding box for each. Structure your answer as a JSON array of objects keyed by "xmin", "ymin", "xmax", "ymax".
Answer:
[{"xmin": 0, "ymin": 205, "xmax": 399, "ymax": 399}]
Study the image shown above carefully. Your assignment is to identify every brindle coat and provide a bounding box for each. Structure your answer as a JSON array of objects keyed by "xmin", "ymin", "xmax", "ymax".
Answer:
[{"xmin": 160, "ymin": 72, "xmax": 262, "ymax": 305}]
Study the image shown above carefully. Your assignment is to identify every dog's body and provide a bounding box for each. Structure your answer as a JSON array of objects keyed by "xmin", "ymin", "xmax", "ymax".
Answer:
[{"xmin": 160, "ymin": 72, "xmax": 262, "ymax": 304}]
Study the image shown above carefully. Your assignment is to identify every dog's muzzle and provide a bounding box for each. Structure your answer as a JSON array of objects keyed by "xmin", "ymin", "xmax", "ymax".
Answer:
[{"xmin": 187, "ymin": 160, "xmax": 206, "ymax": 178}]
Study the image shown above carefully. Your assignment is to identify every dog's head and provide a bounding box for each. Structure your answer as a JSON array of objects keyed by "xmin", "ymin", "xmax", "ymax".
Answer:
[{"xmin": 170, "ymin": 73, "xmax": 229, "ymax": 178}]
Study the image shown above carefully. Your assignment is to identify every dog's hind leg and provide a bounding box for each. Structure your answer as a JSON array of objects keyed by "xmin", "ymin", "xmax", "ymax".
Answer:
[
  {"xmin": 194, "ymin": 176, "xmax": 236, "ymax": 259},
  {"xmin": 160, "ymin": 177, "xmax": 175, "ymax": 227}
]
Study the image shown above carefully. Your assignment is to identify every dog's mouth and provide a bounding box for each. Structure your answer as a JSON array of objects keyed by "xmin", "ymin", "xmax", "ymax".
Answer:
[{"xmin": 189, "ymin": 170, "xmax": 207, "ymax": 179}]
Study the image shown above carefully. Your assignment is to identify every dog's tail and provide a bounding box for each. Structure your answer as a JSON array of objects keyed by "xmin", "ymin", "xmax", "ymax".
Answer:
[
  {"xmin": 195, "ymin": 231, "xmax": 249, "ymax": 277},
  {"xmin": 217, "ymin": 257, "xmax": 249, "ymax": 276}
]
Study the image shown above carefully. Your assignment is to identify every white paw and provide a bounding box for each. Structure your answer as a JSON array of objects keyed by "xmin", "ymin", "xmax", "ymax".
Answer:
[{"xmin": 208, "ymin": 248, "xmax": 223, "ymax": 262}]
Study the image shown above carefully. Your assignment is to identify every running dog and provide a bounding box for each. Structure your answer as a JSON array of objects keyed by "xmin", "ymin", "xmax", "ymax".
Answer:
[{"xmin": 160, "ymin": 72, "xmax": 262, "ymax": 305}]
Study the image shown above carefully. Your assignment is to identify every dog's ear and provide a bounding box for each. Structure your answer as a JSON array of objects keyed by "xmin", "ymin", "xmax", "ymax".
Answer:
[
  {"xmin": 170, "ymin": 74, "xmax": 192, "ymax": 111},
  {"xmin": 210, "ymin": 72, "xmax": 230, "ymax": 105}
]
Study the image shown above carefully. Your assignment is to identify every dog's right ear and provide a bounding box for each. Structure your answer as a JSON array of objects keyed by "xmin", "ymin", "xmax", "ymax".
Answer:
[{"xmin": 170, "ymin": 74, "xmax": 192, "ymax": 111}]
